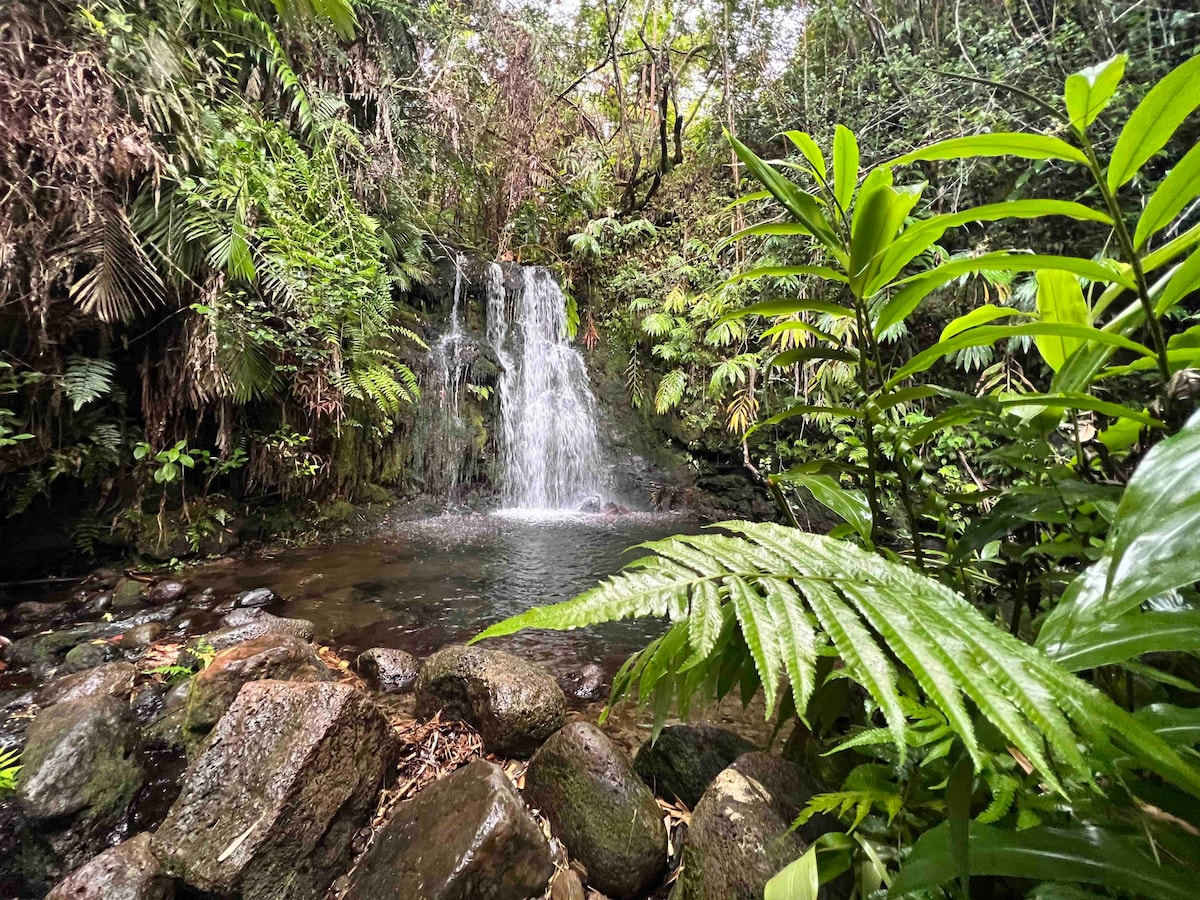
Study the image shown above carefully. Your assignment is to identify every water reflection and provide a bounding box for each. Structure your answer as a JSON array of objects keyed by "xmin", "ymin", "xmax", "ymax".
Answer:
[{"xmin": 185, "ymin": 512, "xmax": 704, "ymax": 679}]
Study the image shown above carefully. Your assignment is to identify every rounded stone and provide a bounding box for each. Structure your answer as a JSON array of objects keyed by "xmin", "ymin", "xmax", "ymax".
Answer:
[
  {"xmin": 633, "ymin": 724, "xmax": 756, "ymax": 808},
  {"xmin": 46, "ymin": 832, "xmax": 173, "ymax": 900},
  {"xmin": 415, "ymin": 644, "xmax": 566, "ymax": 757},
  {"xmin": 147, "ymin": 581, "xmax": 186, "ymax": 605},
  {"xmin": 356, "ymin": 647, "xmax": 420, "ymax": 694},
  {"xmin": 62, "ymin": 641, "xmax": 120, "ymax": 673},
  {"xmin": 35, "ymin": 662, "xmax": 137, "ymax": 707},
  {"xmin": 121, "ymin": 622, "xmax": 165, "ymax": 651},
  {"xmin": 523, "ymin": 721, "xmax": 667, "ymax": 899}
]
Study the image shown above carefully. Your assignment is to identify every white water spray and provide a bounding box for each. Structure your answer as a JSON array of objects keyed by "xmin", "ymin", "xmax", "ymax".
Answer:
[{"xmin": 489, "ymin": 266, "xmax": 608, "ymax": 510}]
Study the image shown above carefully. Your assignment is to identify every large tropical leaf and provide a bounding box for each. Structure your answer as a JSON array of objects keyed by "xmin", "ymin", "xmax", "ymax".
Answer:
[
  {"xmin": 892, "ymin": 823, "xmax": 1195, "ymax": 899},
  {"xmin": 890, "ymin": 133, "xmax": 1088, "ymax": 167},
  {"xmin": 1064, "ymin": 55, "xmax": 1127, "ymax": 130},
  {"xmin": 473, "ymin": 522, "xmax": 1200, "ymax": 798},
  {"xmin": 1107, "ymin": 52, "xmax": 1200, "ymax": 190},
  {"xmin": 1134, "ymin": 143, "xmax": 1200, "ymax": 249}
]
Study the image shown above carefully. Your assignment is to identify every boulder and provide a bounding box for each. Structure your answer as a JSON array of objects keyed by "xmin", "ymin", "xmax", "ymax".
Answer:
[
  {"xmin": 5, "ymin": 623, "xmax": 111, "ymax": 668},
  {"xmin": 12, "ymin": 600, "xmax": 70, "ymax": 629},
  {"xmin": 633, "ymin": 724, "xmax": 756, "ymax": 808},
  {"xmin": 46, "ymin": 833, "xmax": 173, "ymax": 900},
  {"xmin": 62, "ymin": 641, "xmax": 120, "ymax": 673},
  {"xmin": 16, "ymin": 696, "xmax": 144, "ymax": 825},
  {"xmin": 194, "ymin": 612, "xmax": 316, "ymax": 654},
  {"xmin": 0, "ymin": 798, "xmax": 58, "ymax": 898},
  {"xmin": 356, "ymin": 647, "xmax": 420, "ymax": 694},
  {"xmin": 524, "ymin": 722, "xmax": 667, "ymax": 899},
  {"xmin": 147, "ymin": 581, "xmax": 186, "ymax": 605},
  {"xmin": 345, "ymin": 759, "xmax": 552, "ymax": 900},
  {"xmin": 181, "ymin": 633, "xmax": 333, "ymax": 735},
  {"xmin": 121, "ymin": 622, "xmax": 165, "ymax": 651},
  {"xmin": 670, "ymin": 752, "xmax": 847, "ymax": 900},
  {"xmin": 415, "ymin": 645, "xmax": 565, "ymax": 756},
  {"xmin": 35, "ymin": 662, "xmax": 137, "ymax": 707},
  {"xmin": 560, "ymin": 662, "xmax": 605, "ymax": 701},
  {"xmin": 234, "ymin": 587, "xmax": 275, "ymax": 609},
  {"xmin": 112, "ymin": 579, "xmax": 147, "ymax": 610},
  {"xmin": 153, "ymin": 680, "xmax": 395, "ymax": 899}
]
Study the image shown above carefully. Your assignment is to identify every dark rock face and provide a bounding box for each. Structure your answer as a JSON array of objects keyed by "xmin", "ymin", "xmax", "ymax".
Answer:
[
  {"xmin": 670, "ymin": 752, "xmax": 846, "ymax": 900},
  {"xmin": 35, "ymin": 662, "xmax": 137, "ymax": 707},
  {"xmin": 181, "ymin": 633, "xmax": 333, "ymax": 735},
  {"xmin": 153, "ymin": 680, "xmax": 395, "ymax": 900},
  {"xmin": 16, "ymin": 696, "xmax": 144, "ymax": 824},
  {"xmin": 345, "ymin": 760, "xmax": 552, "ymax": 900},
  {"xmin": 0, "ymin": 798, "xmax": 58, "ymax": 898},
  {"xmin": 415, "ymin": 644, "xmax": 565, "ymax": 756},
  {"xmin": 147, "ymin": 581, "xmax": 185, "ymax": 605},
  {"xmin": 523, "ymin": 722, "xmax": 667, "ymax": 900},
  {"xmin": 62, "ymin": 641, "xmax": 121, "ymax": 673},
  {"xmin": 633, "ymin": 725, "xmax": 756, "ymax": 808},
  {"xmin": 121, "ymin": 622, "xmax": 165, "ymax": 651},
  {"xmin": 46, "ymin": 833, "xmax": 173, "ymax": 900},
  {"xmin": 356, "ymin": 647, "xmax": 420, "ymax": 694}
]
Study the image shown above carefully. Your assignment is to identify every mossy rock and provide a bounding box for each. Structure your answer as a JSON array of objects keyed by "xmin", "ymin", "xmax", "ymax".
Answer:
[
  {"xmin": 633, "ymin": 724, "xmax": 755, "ymax": 808},
  {"xmin": 523, "ymin": 722, "xmax": 666, "ymax": 899}
]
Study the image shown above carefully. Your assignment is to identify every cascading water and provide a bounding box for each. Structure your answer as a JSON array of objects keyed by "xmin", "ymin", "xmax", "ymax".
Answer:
[{"xmin": 489, "ymin": 266, "xmax": 608, "ymax": 510}]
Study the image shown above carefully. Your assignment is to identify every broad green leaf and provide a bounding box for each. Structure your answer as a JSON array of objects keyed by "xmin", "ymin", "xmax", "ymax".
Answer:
[
  {"xmin": 1046, "ymin": 610, "xmax": 1200, "ymax": 671},
  {"xmin": 889, "ymin": 323, "xmax": 1154, "ymax": 386},
  {"xmin": 1065, "ymin": 55, "xmax": 1127, "ymax": 130},
  {"xmin": 774, "ymin": 473, "xmax": 872, "ymax": 542},
  {"xmin": 716, "ymin": 221, "xmax": 813, "ymax": 251},
  {"xmin": 891, "ymin": 133, "xmax": 1088, "ymax": 167},
  {"xmin": 872, "ymin": 200, "xmax": 1112, "ymax": 294},
  {"xmin": 1134, "ymin": 143, "xmax": 1200, "ymax": 248},
  {"xmin": 764, "ymin": 833, "xmax": 855, "ymax": 900},
  {"xmin": 1108, "ymin": 52, "xmax": 1200, "ymax": 190},
  {"xmin": 892, "ymin": 823, "xmax": 1195, "ymax": 899},
  {"xmin": 1136, "ymin": 703, "xmax": 1200, "ymax": 748},
  {"xmin": 832, "ymin": 125, "xmax": 859, "ymax": 216},
  {"xmin": 730, "ymin": 134, "xmax": 840, "ymax": 249},
  {"xmin": 1155, "ymin": 247, "xmax": 1200, "ymax": 315},
  {"xmin": 783, "ymin": 131, "xmax": 827, "ymax": 180},
  {"xmin": 849, "ymin": 180, "xmax": 924, "ymax": 295},
  {"xmin": 993, "ymin": 393, "xmax": 1162, "ymax": 428},
  {"xmin": 1039, "ymin": 408, "xmax": 1200, "ymax": 639},
  {"xmin": 940, "ymin": 305, "xmax": 1031, "ymax": 341},
  {"xmin": 724, "ymin": 189, "xmax": 773, "ymax": 209},
  {"xmin": 1034, "ymin": 270, "xmax": 1091, "ymax": 371},
  {"xmin": 876, "ymin": 253, "xmax": 1132, "ymax": 337},
  {"xmin": 746, "ymin": 404, "xmax": 861, "ymax": 439}
]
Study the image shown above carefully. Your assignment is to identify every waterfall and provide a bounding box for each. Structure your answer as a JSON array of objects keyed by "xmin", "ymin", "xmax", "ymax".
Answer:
[
  {"xmin": 435, "ymin": 254, "xmax": 467, "ymax": 421},
  {"xmin": 489, "ymin": 266, "xmax": 608, "ymax": 510}
]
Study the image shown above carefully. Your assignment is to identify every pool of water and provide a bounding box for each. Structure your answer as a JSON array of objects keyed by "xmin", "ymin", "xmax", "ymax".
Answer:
[{"xmin": 183, "ymin": 511, "xmax": 705, "ymax": 680}]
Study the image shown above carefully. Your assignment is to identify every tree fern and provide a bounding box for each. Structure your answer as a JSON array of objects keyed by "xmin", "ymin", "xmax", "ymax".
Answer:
[
  {"xmin": 60, "ymin": 356, "xmax": 116, "ymax": 411},
  {"xmin": 474, "ymin": 522, "xmax": 1200, "ymax": 799}
]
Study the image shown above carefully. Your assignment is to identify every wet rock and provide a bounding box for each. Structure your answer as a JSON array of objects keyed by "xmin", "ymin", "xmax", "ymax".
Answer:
[
  {"xmin": 415, "ymin": 644, "xmax": 565, "ymax": 756},
  {"xmin": 17, "ymin": 696, "xmax": 144, "ymax": 826},
  {"xmin": 35, "ymin": 662, "xmax": 136, "ymax": 707},
  {"xmin": 168, "ymin": 608, "xmax": 216, "ymax": 634},
  {"xmin": 12, "ymin": 600, "xmax": 70, "ymax": 629},
  {"xmin": 62, "ymin": 640, "xmax": 121, "ymax": 673},
  {"xmin": 45, "ymin": 833, "xmax": 173, "ymax": 900},
  {"xmin": 345, "ymin": 759, "xmax": 552, "ymax": 900},
  {"xmin": 0, "ymin": 798, "xmax": 58, "ymax": 898},
  {"xmin": 5, "ymin": 623, "xmax": 112, "ymax": 667},
  {"xmin": 131, "ymin": 683, "xmax": 166, "ymax": 724},
  {"xmin": 147, "ymin": 581, "xmax": 185, "ymax": 605},
  {"xmin": 112, "ymin": 578, "xmax": 147, "ymax": 610},
  {"xmin": 234, "ymin": 587, "xmax": 275, "ymax": 609},
  {"xmin": 116, "ymin": 605, "xmax": 184, "ymax": 631},
  {"xmin": 633, "ymin": 724, "xmax": 756, "ymax": 808},
  {"xmin": 356, "ymin": 647, "xmax": 419, "ymax": 694},
  {"xmin": 194, "ymin": 612, "xmax": 316, "ymax": 655},
  {"xmin": 122, "ymin": 622, "xmax": 165, "ymax": 651},
  {"xmin": 153, "ymin": 680, "xmax": 395, "ymax": 899},
  {"xmin": 181, "ymin": 633, "xmax": 333, "ymax": 735},
  {"xmin": 670, "ymin": 752, "xmax": 846, "ymax": 900},
  {"xmin": 560, "ymin": 662, "xmax": 605, "ymax": 701},
  {"xmin": 161, "ymin": 679, "xmax": 191, "ymax": 713},
  {"xmin": 524, "ymin": 722, "xmax": 667, "ymax": 899},
  {"xmin": 86, "ymin": 593, "xmax": 114, "ymax": 615}
]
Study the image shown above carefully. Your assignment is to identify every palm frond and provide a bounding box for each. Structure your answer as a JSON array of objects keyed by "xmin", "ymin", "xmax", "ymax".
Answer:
[{"xmin": 66, "ymin": 204, "xmax": 166, "ymax": 322}]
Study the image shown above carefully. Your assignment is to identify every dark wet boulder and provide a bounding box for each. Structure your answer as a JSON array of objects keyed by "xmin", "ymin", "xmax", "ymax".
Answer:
[
  {"xmin": 345, "ymin": 759, "xmax": 552, "ymax": 900},
  {"xmin": 35, "ymin": 662, "xmax": 136, "ymax": 707},
  {"xmin": 181, "ymin": 633, "xmax": 333, "ymax": 735},
  {"xmin": 112, "ymin": 578, "xmax": 147, "ymax": 610},
  {"xmin": 62, "ymin": 640, "xmax": 121, "ymax": 673},
  {"xmin": 193, "ymin": 611, "xmax": 316, "ymax": 655},
  {"xmin": 0, "ymin": 798, "xmax": 58, "ymax": 898},
  {"xmin": 121, "ymin": 622, "xmax": 166, "ymax": 651},
  {"xmin": 153, "ymin": 680, "xmax": 395, "ymax": 900},
  {"xmin": 5, "ymin": 622, "xmax": 112, "ymax": 668},
  {"xmin": 633, "ymin": 724, "xmax": 756, "ymax": 808},
  {"xmin": 523, "ymin": 722, "xmax": 667, "ymax": 899},
  {"xmin": 147, "ymin": 581, "xmax": 186, "ymax": 605},
  {"xmin": 46, "ymin": 833, "xmax": 173, "ymax": 900},
  {"xmin": 16, "ymin": 696, "xmax": 144, "ymax": 862},
  {"xmin": 130, "ymin": 682, "xmax": 166, "ymax": 724},
  {"xmin": 670, "ymin": 752, "xmax": 847, "ymax": 900},
  {"xmin": 560, "ymin": 662, "xmax": 605, "ymax": 701},
  {"xmin": 12, "ymin": 600, "xmax": 70, "ymax": 629},
  {"xmin": 356, "ymin": 647, "xmax": 420, "ymax": 694},
  {"xmin": 415, "ymin": 644, "xmax": 565, "ymax": 756}
]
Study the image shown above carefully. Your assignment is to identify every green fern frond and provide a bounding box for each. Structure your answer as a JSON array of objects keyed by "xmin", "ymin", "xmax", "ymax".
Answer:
[
  {"xmin": 473, "ymin": 523, "xmax": 1200, "ymax": 799},
  {"xmin": 66, "ymin": 204, "xmax": 166, "ymax": 322},
  {"xmin": 60, "ymin": 356, "xmax": 116, "ymax": 412}
]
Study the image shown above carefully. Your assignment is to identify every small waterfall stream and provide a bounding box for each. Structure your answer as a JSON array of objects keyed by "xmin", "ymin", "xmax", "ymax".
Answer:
[{"xmin": 489, "ymin": 266, "xmax": 608, "ymax": 511}]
